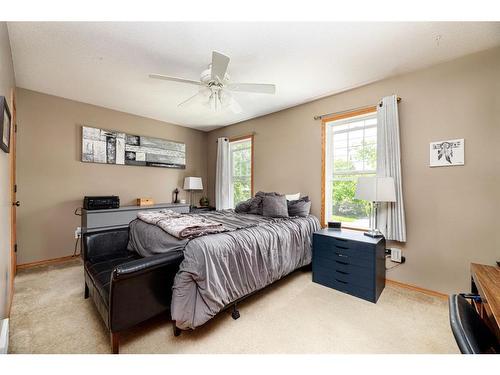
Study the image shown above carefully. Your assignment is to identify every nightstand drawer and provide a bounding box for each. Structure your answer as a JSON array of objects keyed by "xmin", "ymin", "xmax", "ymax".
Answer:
[
  {"xmin": 313, "ymin": 246, "xmax": 373, "ymax": 268},
  {"xmin": 313, "ymin": 235, "xmax": 374, "ymax": 260},
  {"xmin": 331, "ymin": 256, "xmax": 370, "ymax": 274},
  {"xmin": 313, "ymin": 272, "xmax": 374, "ymax": 301},
  {"xmin": 313, "ymin": 264, "xmax": 374, "ymax": 290},
  {"xmin": 314, "ymin": 254, "xmax": 373, "ymax": 277}
]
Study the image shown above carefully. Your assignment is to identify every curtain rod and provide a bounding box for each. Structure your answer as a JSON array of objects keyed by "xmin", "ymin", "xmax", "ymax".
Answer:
[
  {"xmin": 216, "ymin": 132, "xmax": 255, "ymax": 142},
  {"xmin": 314, "ymin": 97, "xmax": 401, "ymax": 121}
]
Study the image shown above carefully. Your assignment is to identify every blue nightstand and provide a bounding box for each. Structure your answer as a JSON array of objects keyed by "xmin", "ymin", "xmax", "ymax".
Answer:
[{"xmin": 312, "ymin": 229, "xmax": 386, "ymax": 303}]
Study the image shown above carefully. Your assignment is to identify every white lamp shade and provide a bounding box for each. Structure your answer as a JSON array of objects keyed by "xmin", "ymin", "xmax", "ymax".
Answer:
[
  {"xmin": 355, "ymin": 176, "xmax": 396, "ymax": 202},
  {"xmin": 183, "ymin": 177, "xmax": 203, "ymax": 190}
]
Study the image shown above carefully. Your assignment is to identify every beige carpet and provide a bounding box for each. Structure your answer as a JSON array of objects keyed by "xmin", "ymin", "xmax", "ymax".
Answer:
[{"xmin": 8, "ymin": 258, "xmax": 458, "ymax": 354}]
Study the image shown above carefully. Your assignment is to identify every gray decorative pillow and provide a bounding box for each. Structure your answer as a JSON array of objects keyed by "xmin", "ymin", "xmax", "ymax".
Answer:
[
  {"xmin": 262, "ymin": 194, "xmax": 289, "ymax": 218},
  {"xmin": 247, "ymin": 191, "xmax": 282, "ymax": 215},
  {"xmin": 235, "ymin": 199, "xmax": 252, "ymax": 213},
  {"xmin": 247, "ymin": 195, "xmax": 263, "ymax": 215},
  {"xmin": 287, "ymin": 196, "xmax": 311, "ymax": 217}
]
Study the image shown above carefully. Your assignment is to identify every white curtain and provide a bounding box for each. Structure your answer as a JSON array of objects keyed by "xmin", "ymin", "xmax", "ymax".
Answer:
[
  {"xmin": 376, "ymin": 95, "xmax": 406, "ymax": 242},
  {"xmin": 215, "ymin": 137, "xmax": 232, "ymax": 210}
]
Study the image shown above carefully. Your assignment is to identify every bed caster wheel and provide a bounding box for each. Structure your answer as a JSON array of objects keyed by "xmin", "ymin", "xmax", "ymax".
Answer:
[
  {"xmin": 173, "ymin": 322, "xmax": 181, "ymax": 337},
  {"xmin": 231, "ymin": 309, "xmax": 240, "ymax": 320}
]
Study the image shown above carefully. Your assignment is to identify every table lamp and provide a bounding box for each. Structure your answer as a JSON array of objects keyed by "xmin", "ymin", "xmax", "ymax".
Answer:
[
  {"xmin": 355, "ymin": 176, "xmax": 396, "ymax": 238},
  {"xmin": 183, "ymin": 177, "xmax": 203, "ymax": 207}
]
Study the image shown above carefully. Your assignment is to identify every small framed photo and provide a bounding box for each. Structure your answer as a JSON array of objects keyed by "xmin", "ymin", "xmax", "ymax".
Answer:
[
  {"xmin": 0, "ymin": 96, "xmax": 11, "ymax": 153},
  {"xmin": 429, "ymin": 138, "xmax": 464, "ymax": 167}
]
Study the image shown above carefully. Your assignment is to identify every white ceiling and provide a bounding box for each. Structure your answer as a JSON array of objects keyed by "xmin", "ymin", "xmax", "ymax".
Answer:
[{"xmin": 7, "ymin": 22, "xmax": 500, "ymax": 131}]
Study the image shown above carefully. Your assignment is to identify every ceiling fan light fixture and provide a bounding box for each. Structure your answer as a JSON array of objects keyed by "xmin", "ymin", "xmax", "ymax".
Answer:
[
  {"xmin": 218, "ymin": 90, "xmax": 230, "ymax": 106},
  {"xmin": 150, "ymin": 50, "xmax": 276, "ymax": 114},
  {"xmin": 203, "ymin": 89, "xmax": 220, "ymax": 112}
]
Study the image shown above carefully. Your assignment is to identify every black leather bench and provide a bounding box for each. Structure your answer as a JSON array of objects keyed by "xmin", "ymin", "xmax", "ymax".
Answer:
[{"xmin": 82, "ymin": 227, "xmax": 183, "ymax": 353}]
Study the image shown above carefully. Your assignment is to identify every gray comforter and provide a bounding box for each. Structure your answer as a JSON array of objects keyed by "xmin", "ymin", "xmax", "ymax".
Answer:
[{"xmin": 128, "ymin": 210, "xmax": 320, "ymax": 330}]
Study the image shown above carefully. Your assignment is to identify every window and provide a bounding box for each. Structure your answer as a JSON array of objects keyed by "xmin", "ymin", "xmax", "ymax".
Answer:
[
  {"xmin": 229, "ymin": 136, "xmax": 253, "ymax": 207},
  {"xmin": 323, "ymin": 110, "xmax": 377, "ymax": 229}
]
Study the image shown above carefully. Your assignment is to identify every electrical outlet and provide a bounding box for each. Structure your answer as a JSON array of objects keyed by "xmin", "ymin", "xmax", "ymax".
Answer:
[
  {"xmin": 390, "ymin": 248, "xmax": 402, "ymax": 263},
  {"xmin": 74, "ymin": 227, "xmax": 81, "ymax": 239}
]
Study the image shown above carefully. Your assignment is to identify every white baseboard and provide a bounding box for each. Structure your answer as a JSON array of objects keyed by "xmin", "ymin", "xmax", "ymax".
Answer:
[{"xmin": 0, "ymin": 318, "xmax": 8, "ymax": 354}]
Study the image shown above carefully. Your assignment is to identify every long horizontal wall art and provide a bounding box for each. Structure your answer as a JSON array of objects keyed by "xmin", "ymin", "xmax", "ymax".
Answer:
[{"xmin": 81, "ymin": 126, "xmax": 186, "ymax": 169}]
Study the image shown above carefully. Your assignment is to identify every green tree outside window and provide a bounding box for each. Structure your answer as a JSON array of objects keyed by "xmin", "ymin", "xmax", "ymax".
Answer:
[
  {"xmin": 331, "ymin": 139, "xmax": 376, "ymax": 223},
  {"xmin": 230, "ymin": 140, "xmax": 252, "ymax": 205}
]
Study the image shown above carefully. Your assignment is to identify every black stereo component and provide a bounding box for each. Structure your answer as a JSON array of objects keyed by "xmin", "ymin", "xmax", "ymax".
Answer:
[
  {"xmin": 328, "ymin": 221, "xmax": 341, "ymax": 230},
  {"xmin": 83, "ymin": 196, "xmax": 120, "ymax": 210}
]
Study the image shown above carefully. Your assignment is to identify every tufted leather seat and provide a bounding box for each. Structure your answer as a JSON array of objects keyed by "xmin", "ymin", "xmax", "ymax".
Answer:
[{"xmin": 83, "ymin": 227, "xmax": 184, "ymax": 354}]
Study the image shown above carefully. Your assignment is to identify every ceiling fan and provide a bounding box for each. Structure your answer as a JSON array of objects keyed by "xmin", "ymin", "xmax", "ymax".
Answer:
[{"xmin": 149, "ymin": 51, "xmax": 276, "ymax": 113}]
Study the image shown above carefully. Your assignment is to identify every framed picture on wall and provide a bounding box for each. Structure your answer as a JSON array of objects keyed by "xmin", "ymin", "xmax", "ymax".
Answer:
[
  {"xmin": 81, "ymin": 125, "xmax": 186, "ymax": 169},
  {"xmin": 429, "ymin": 138, "xmax": 465, "ymax": 167},
  {"xmin": 0, "ymin": 96, "xmax": 11, "ymax": 153}
]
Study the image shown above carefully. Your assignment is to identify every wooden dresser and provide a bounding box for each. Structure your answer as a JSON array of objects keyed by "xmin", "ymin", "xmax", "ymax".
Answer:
[
  {"xmin": 312, "ymin": 229, "xmax": 386, "ymax": 303},
  {"xmin": 81, "ymin": 202, "xmax": 190, "ymax": 233}
]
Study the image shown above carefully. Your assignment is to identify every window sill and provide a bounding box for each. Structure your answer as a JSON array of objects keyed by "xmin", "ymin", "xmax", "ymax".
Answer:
[{"xmin": 321, "ymin": 222, "xmax": 369, "ymax": 232}]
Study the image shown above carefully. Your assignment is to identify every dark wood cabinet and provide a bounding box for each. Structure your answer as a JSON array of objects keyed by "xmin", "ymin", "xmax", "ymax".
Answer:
[{"xmin": 312, "ymin": 229, "xmax": 386, "ymax": 303}]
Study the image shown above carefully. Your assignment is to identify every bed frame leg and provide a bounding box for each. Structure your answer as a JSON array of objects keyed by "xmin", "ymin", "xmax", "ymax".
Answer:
[
  {"xmin": 110, "ymin": 332, "xmax": 119, "ymax": 354},
  {"xmin": 173, "ymin": 322, "xmax": 181, "ymax": 337},
  {"xmin": 231, "ymin": 303, "xmax": 240, "ymax": 320}
]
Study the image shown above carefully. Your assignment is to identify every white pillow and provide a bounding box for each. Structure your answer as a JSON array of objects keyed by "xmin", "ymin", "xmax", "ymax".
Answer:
[{"xmin": 285, "ymin": 193, "xmax": 300, "ymax": 201}]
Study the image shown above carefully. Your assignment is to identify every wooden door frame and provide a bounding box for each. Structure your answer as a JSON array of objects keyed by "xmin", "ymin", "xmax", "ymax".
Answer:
[{"xmin": 8, "ymin": 87, "xmax": 16, "ymax": 316}]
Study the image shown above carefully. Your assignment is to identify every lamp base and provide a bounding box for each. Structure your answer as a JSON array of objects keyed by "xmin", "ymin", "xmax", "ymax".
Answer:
[{"xmin": 363, "ymin": 229, "xmax": 384, "ymax": 238}]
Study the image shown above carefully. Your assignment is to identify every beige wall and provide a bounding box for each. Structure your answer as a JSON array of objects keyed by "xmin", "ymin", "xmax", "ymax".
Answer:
[
  {"xmin": 16, "ymin": 89, "xmax": 208, "ymax": 264},
  {"xmin": 14, "ymin": 47, "xmax": 500, "ymax": 293},
  {"xmin": 0, "ymin": 22, "xmax": 15, "ymax": 319},
  {"xmin": 207, "ymin": 47, "xmax": 500, "ymax": 294}
]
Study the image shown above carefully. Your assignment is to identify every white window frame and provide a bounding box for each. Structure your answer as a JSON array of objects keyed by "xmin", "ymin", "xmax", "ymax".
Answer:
[{"xmin": 324, "ymin": 111, "xmax": 377, "ymax": 229}]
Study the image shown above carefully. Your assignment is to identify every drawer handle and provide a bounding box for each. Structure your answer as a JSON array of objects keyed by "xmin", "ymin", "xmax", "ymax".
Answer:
[
  {"xmin": 335, "ymin": 245, "xmax": 349, "ymax": 250},
  {"xmin": 335, "ymin": 270, "xmax": 349, "ymax": 275},
  {"xmin": 335, "ymin": 260, "xmax": 350, "ymax": 265},
  {"xmin": 335, "ymin": 253, "xmax": 348, "ymax": 258},
  {"xmin": 335, "ymin": 278, "xmax": 348, "ymax": 284}
]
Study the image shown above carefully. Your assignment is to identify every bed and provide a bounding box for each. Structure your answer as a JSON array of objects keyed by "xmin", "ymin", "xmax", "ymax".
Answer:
[{"xmin": 128, "ymin": 209, "xmax": 320, "ymax": 330}]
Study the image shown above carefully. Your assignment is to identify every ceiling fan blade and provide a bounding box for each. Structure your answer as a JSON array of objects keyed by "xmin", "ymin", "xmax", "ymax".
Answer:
[
  {"xmin": 226, "ymin": 83, "xmax": 276, "ymax": 94},
  {"xmin": 149, "ymin": 74, "xmax": 202, "ymax": 86},
  {"xmin": 219, "ymin": 90, "xmax": 242, "ymax": 114},
  {"xmin": 178, "ymin": 87, "xmax": 212, "ymax": 108},
  {"xmin": 227, "ymin": 97, "xmax": 242, "ymax": 114},
  {"xmin": 177, "ymin": 92, "xmax": 203, "ymax": 107},
  {"xmin": 211, "ymin": 51, "xmax": 230, "ymax": 82}
]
